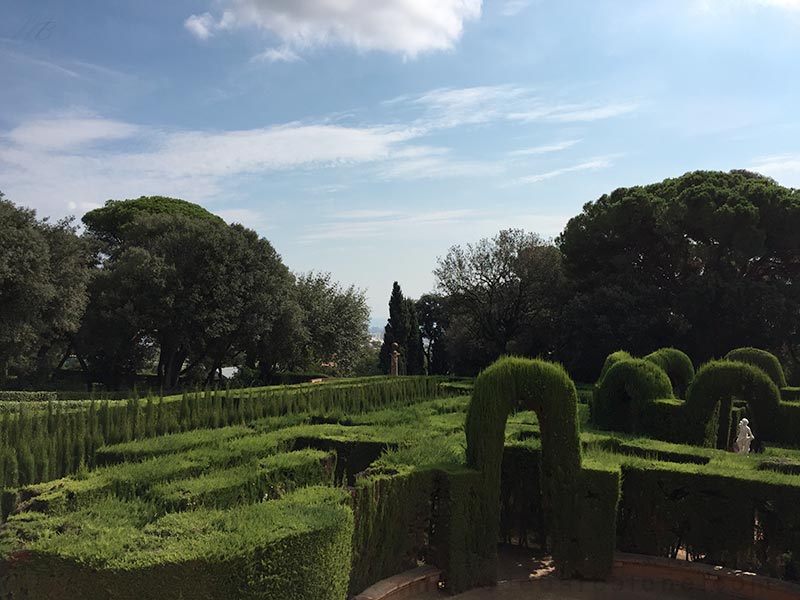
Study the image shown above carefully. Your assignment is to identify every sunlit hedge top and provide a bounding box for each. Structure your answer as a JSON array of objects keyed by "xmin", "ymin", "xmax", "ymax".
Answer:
[{"xmin": 725, "ymin": 347, "xmax": 787, "ymax": 388}]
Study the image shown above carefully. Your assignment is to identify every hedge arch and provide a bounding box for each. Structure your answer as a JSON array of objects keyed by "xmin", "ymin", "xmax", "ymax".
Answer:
[
  {"xmin": 725, "ymin": 347, "xmax": 787, "ymax": 388},
  {"xmin": 644, "ymin": 348, "xmax": 695, "ymax": 399},
  {"xmin": 597, "ymin": 350, "xmax": 633, "ymax": 383},
  {"xmin": 591, "ymin": 359, "xmax": 674, "ymax": 433},
  {"xmin": 685, "ymin": 360, "xmax": 781, "ymax": 448},
  {"xmin": 465, "ymin": 356, "xmax": 617, "ymax": 584}
]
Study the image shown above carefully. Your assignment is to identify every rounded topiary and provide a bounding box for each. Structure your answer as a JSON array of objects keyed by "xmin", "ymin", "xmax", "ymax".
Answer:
[
  {"xmin": 592, "ymin": 358, "xmax": 674, "ymax": 433},
  {"xmin": 597, "ymin": 350, "xmax": 633, "ymax": 383},
  {"xmin": 686, "ymin": 360, "xmax": 781, "ymax": 448},
  {"xmin": 725, "ymin": 347, "xmax": 787, "ymax": 388},
  {"xmin": 644, "ymin": 348, "xmax": 695, "ymax": 399}
]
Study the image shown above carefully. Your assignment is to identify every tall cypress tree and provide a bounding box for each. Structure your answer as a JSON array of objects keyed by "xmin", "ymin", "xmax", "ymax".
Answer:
[
  {"xmin": 379, "ymin": 282, "xmax": 408, "ymax": 374},
  {"xmin": 403, "ymin": 298, "xmax": 425, "ymax": 375}
]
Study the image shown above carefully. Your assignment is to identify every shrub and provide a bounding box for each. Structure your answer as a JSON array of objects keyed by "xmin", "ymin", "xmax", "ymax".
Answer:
[
  {"xmin": 591, "ymin": 359, "xmax": 674, "ymax": 433},
  {"xmin": 464, "ymin": 356, "xmax": 616, "ymax": 584},
  {"xmin": 0, "ymin": 487, "xmax": 354, "ymax": 600},
  {"xmin": 725, "ymin": 347, "xmax": 787, "ymax": 388},
  {"xmin": 597, "ymin": 350, "xmax": 633, "ymax": 383},
  {"xmin": 644, "ymin": 347, "xmax": 695, "ymax": 398},
  {"xmin": 685, "ymin": 360, "xmax": 781, "ymax": 447}
]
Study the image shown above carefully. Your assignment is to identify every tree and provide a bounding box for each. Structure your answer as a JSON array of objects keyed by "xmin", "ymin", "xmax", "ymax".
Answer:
[
  {"xmin": 79, "ymin": 198, "xmax": 295, "ymax": 389},
  {"xmin": 557, "ymin": 170, "xmax": 800, "ymax": 381},
  {"xmin": 0, "ymin": 193, "xmax": 90, "ymax": 386},
  {"xmin": 379, "ymin": 282, "xmax": 408, "ymax": 374},
  {"xmin": 403, "ymin": 298, "xmax": 425, "ymax": 375},
  {"xmin": 434, "ymin": 229, "xmax": 565, "ymax": 374},
  {"xmin": 294, "ymin": 272, "xmax": 370, "ymax": 376},
  {"xmin": 416, "ymin": 293, "xmax": 450, "ymax": 375}
]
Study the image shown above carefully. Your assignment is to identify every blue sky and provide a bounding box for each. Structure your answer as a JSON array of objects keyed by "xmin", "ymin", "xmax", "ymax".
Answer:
[{"xmin": 2, "ymin": 0, "xmax": 800, "ymax": 322}]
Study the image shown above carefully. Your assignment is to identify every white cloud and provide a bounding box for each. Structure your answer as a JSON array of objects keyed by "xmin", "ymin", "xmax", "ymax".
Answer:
[
  {"xmin": 301, "ymin": 209, "xmax": 477, "ymax": 241},
  {"xmin": 411, "ymin": 86, "xmax": 638, "ymax": 128},
  {"xmin": 5, "ymin": 114, "xmax": 139, "ymax": 150},
  {"xmin": 379, "ymin": 146, "xmax": 502, "ymax": 180},
  {"xmin": 517, "ymin": 157, "xmax": 614, "ymax": 184},
  {"xmin": 500, "ymin": 1, "xmax": 531, "ymax": 16},
  {"xmin": 252, "ymin": 45, "xmax": 302, "ymax": 63},
  {"xmin": 749, "ymin": 154, "xmax": 800, "ymax": 186},
  {"xmin": 184, "ymin": 12, "xmax": 216, "ymax": 40},
  {"xmin": 509, "ymin": 140, "xmax": 581, "ymax": 155},
  {"xmin": 0, "ymin": 114, "xmax": 419, "ymax": 217},
  {"xmin": 186, "ymin": 0, "xmax": 482, "ymax": 58}
]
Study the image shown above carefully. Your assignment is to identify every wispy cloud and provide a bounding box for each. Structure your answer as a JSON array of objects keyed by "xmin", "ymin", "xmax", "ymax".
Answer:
[
  {"xmin": 509, "ymin": 140, "xmax": 581, "ymax": 156},
  {"xmin": 185, "ymin": 0, "xmax": 482, "ymax": 59},
  {"xmin": 252, "ymin": 46, "xmax": 303, "ymax": 63},
  {"xmin": 516, "ymin": 157, "xmax": 614, "ymax": 184},
  {"xmin": 749, "ymin": 153, "xmax": 800, "ymax": 186},
  {"xmin": 500, "ymin": 1, "xmax": 532, "ymax": 16},
  {"xmin": 411, "ymin": 86, "xmax": 638, "ymax": 129},
  {"xmin": 6, "ymin": 113, "xmax": 139, "ymax": 150},
  {"xmin": 301, "ymin": 209, "xmax": 477, "ymax": 241},
  {"xmin": 379, "ymin": 146, "xmax": 503, "ymax": 180}
]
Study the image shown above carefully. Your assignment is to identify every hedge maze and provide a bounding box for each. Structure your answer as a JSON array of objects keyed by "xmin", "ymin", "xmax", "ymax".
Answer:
[{"xmin": 1, "ymin": 350, "xmax": 800, "ymax": 598}]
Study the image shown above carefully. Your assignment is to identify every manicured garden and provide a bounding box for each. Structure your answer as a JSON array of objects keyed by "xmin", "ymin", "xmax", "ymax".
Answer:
[{"xmin": 1, "ymin": 348, "xmax": 800, "ymax": 598}]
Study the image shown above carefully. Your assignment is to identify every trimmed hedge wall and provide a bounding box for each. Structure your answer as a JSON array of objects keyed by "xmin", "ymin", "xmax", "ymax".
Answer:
[
  {"xmin": 644, "ymin": 348, "xmax": 695, "ymax": 399},
  {"xmin": 616, "ymin": 461, "xmax": 800, "ymax": 580},
  {"xmin": 725, "ymin": 347, "xmax": 787, "ymax": 388},
  {"xmin": 0, "ymin": 487, "xmax": 354, "ymax": 600},
  {"xmin": 591, "ymin": 359, "xmax": 674, "ymax": 433},
  {"xmin": 782, "ymin": 387, "xmax": 800, "ymax": 402}
]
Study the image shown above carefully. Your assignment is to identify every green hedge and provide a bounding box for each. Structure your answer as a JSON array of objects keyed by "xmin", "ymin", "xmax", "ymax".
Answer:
[
  {"xmin": 782, "ymin": 387, "xmax": 800, "ymax": 402},
  {"xmin": 725, "ymin": 347, "xmax": 787, "ymax": 388},
  {"xmin": 597, "ymin": 350, "xmax": 633, "ymax": 383},
  {"xmin": 644, "ymin": 348, "xmax": 694, "ymax": 399},
  {"xmin": 616, "ymin": 461, "xmax": 800, "ymax": 580},
  {"xmin": 149, "ymin": 449, "xmax": 335, "ymax": 512},
  {"xmin": 0, "ymin": 487, "xmax": 354, "ymax": 600},
  {"xmin": 349, "ymin": 466, "xmax": 436, "ymax": 595},
  {"xmin": 0, "ymin": 391, "xmax": 57, "ymax": 402},
  {"xmin": 465, "ymin": 356, "xmax": 616, "ymax": 583},
  {"xmin": 591, "ymin": 359, "xmax": 674, "ymax": 433},
  {"xmin": 685, "ymin": 360, "xmax": 781, "ymax": 447}
]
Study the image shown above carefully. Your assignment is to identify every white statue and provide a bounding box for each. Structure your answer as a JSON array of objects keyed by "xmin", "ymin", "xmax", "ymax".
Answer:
[{"xmin": 735, "ymin": 418, "xmax": 755, "ymax": 454}]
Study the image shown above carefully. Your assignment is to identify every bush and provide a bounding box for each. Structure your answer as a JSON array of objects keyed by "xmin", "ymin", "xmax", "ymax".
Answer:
[
  {"xmin": 0, "ymin": 391, "xmax": 56, "ymax": 402},
  {"xmin": 597, "ymin": 350, "xmax": 633, "ymax": 383},
  {"xmin": 725, "ymin": 347, "xmax": 787, "ymax": 388},
  {"xmin": 782, "ymin": 387, "xmax": 800, "ymax": 402},
  {"xmin": 591, "ymin": 359, "xmax": 674, "ymax": 433},
  {"xmin": 685, "ymin": 360, "xmax": 781, "ymax": 447},
  {"xmin": 0, "ymin": 487, "xmax": 354, "ymax": 600},
  {"xmin": 465, "ymin": 356, "xmax": 615, "ymax": 583},
  {"xmin": 644, "ymin": 348, "xmax": 694, "ymax": 398}
]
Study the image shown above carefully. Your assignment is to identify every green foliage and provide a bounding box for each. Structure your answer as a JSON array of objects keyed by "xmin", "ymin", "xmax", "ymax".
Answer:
[
  {"xmin": 1, "ymin": 487, "xmax": 353, "ymax": 600},
  {"xmin": 644, "ymin": 347, "xmax": 695, "ymax": 398},
  {"xmin": 558, "ymin": 170, "xmax": 800, "ymax": 381},
  {"xmin": 726, "ymin": 347, "xmax": 787, "ymax": 388},
  {"xmin": 685, "ymin": 360, "xmax": 781, "ymax": 447},
  {"xmin": 783, "ymin": 387, "xmax": 800, "ymax": 402},
  {"xmin": 597, "ymin": 350, "xmax": 633, "ymax": 383},
  {"xmin": 434, "ymin": 229, "xmax": 565, "ymax": 375},
  {"xmin": 591, "ymin": 358, "xmax": 674, "ymax": 433},
  {"xmin": 378, "ymin": 282, "xmax": 424, "ymax": 375},
  {"xmin": 0, "ymin": 391, "xmax": 57, "ymax": 402},
  {"xmin": 464, "ymin": 356, "xmax": 615, "ymax": 583}
]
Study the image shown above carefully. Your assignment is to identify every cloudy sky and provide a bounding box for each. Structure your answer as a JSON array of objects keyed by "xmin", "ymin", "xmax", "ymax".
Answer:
[{"xmin": 2, "ymin": 0, "xmax": 799, "ymax": 322}]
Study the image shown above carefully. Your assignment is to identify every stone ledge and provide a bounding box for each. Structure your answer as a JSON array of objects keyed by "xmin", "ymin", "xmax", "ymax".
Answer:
[
  {"xmin": 353, "ymin": 565, "xmax": 441, "ymax": 600},
  {"xmin": 614, "ymin": 553, "xmax": 800, "ymax": 600}
]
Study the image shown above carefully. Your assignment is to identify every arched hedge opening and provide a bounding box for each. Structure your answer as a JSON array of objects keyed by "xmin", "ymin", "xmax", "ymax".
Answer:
[
  {"xmin": 685, "ymin": 360, "xmax": 781, "ymax": 448},
  {"xmin": 644, "ymin": 348, "xmax": 695, "ymax": 399},
  {"xmin": 465, "ymin": 356, "xmax": 618, "ymax": 584},
  {"xmin": 725, "ymin": 347, "xmax": 787, "ymax": 388}
]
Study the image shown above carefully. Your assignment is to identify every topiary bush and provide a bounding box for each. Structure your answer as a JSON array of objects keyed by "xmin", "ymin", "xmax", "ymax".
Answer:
[
  {"xmin": 591, "ymin": 359, "xmax": 674, "ymax": 433},
  {"xmin": 597, "ymin": 350, "xmax": 633, "ymax": 383},
  {"xmin": 644, "ymin": 347, "xmax": 695, "ymax": 399},
  {"xmin": 463, "ymin": 356, "xmax": 618, "ymax": 587},
  {"xmin": 725, "ymin": 347, "xmax": 787, "ymax": 388},
  {"xmin": 685, "ymin": 360, "xmax": 781, "ymax": 448}
]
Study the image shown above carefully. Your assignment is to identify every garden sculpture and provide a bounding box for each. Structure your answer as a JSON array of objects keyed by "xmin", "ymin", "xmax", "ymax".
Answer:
[{"xmin": 735, "ymin": 418, "xmax": 755, "ymax": 454}]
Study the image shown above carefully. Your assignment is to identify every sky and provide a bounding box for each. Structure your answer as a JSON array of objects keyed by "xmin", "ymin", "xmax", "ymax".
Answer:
[{"xmin": 2, "ymin": 0, "xmax": 800, "ymax": 324}]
